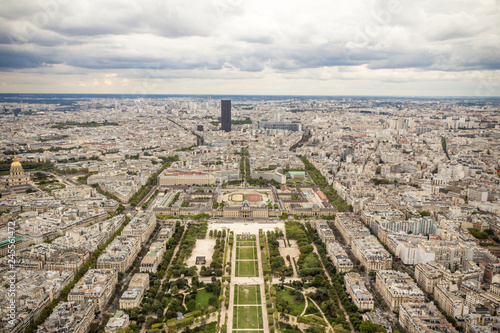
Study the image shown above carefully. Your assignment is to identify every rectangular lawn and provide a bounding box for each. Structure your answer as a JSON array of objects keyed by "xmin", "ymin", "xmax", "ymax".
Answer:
[
  {"xmin": 233, "ymin": 306, "xmax": 263, "ymax": 329},
  {"xmin": 235, "ymin": 285, "xmax": 260, "ymax": 305},
  {"xmin": 237, "ymin": 247, "xmax": 256, "ymax": 260},
  {"xmin": 236, "ymin": 260, "xmax": 258, "ymax": 277},
  {"xmin": 237, "ymin": 241, "xmax": 257, "ymax": 247}
]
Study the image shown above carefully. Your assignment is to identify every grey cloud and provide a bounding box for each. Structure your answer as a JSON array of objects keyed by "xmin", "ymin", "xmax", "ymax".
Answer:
[{"xmin": 0, "ymin": 0, "xmax": 498, "ymax": 78}]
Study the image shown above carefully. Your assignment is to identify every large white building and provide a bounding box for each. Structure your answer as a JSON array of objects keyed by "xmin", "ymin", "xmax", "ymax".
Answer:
[{"xmin": 158, "ymin": 169, "xmax": 216, "ymax": 186}]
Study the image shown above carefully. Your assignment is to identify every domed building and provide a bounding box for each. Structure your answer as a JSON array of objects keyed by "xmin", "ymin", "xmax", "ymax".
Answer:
[{"xmin": 7, "ymin": 155, "xmax": 30, "ymax": 186}]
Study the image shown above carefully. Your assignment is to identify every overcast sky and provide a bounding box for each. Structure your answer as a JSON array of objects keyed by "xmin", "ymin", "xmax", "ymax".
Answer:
[{"xmin": 0, "ymin": 0, "xmax": 499, "ymax": 96}]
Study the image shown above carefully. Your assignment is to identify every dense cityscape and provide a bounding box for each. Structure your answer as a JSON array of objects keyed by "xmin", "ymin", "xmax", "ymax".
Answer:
[{"xmin": 0, "ymin": 95, "xmax": 499, "ymax": 333}]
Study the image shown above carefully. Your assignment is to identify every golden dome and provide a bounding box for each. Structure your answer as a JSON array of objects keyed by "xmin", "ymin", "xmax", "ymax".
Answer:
[{"xmin": 11, "ymin": 155, "xmax": 22, "ymax": 168}]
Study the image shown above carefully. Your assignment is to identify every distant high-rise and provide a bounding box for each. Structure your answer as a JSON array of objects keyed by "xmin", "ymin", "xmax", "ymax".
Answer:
[{"xmin": 221, "ymin": 100, "xmax": 231, "ymax": 132}]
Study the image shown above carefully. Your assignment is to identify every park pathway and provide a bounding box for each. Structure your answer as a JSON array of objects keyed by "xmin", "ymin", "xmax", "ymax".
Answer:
[
  {"xmin": 256, "ymin": 232, "xmax": 270, "ymax": 333},
  {"xmin": 227, "ymin": 232, "xmax": 237, "ymax": 332},
  {"xmin": 311, "ymin": 242, "xmax": 355, "ymax": 333},
  {"xmin": 218, "ymin": 231, "xmax": 230, "ymax": 330},
  {"xmin": 160, "ymin": 226, "xmax": 187, "ymax": 285}
]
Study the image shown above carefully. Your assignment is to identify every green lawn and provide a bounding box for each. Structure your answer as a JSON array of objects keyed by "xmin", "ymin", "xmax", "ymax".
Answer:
[
  {"xmin": 235, "ymin": 285, "xmax": 261, "ymax": 305},
  {"xmin": 233, "ymin": 306, "xmax": 263, "ymax": 329},
  {"xmin": 237, "ymin": 247, "xmax": 257, "ymax": 260},
  {"xmin": 195, "ymin": 289, "xmax": 214, "ymax": 308},
  {"xmin": 237, "ymin": 241, "xmax": 257, "ymax": 246},
  {"xmin": 276, "ymin": 289, "xmax": 306, "ymax": 316},
  {"xmin": 236, "ymin": 260, "xmax": 258, "ymax": 277}
]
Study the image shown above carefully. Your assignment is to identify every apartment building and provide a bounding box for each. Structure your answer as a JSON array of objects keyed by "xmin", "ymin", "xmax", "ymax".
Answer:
[
  {"xmin": 68, "ymin": 269, "xmax": 118, "ymax": 312},
  {"xmin": 376, "ymin": 270, "xmax": 425, "ymax": 312},
  {"xmin": 399, "ymin": 302, "xmax": 458, "ymax": 333},
  {"xmin": 97, "ymin": 236, "xmax": 140, "ymax": 273},
  {"xmin": 119, "ymin": 273, "xmax": 149, "ymax": 309},
  {"xmin": 434, "ymin": 281, "xmax": 469, "ymax": 318},
  {"xmin": 45, "ymin": 248, "xmax": 90, "ymax": 274},
  {"xmin": 119, "ymin": 288, "xmax": 145, "ymax": 310},
  {"xmin": 122, "ymin": 212, "xmax": 156, "ymax": 245},
  {"xmin": 352, "ymin": 235, "xmax": 392, "ymax": 272},
  {"xmin": 327, "ymin": 240, "xmax": 354, "ymax": 273},
  {"xmin": 344, "ymin": 272, "xmax": 374, "ymax": 310},
  {"xmin": 38, "ymin": 301, "xmax": 95, "ymax": 333},
  {"xmin": 140, "ymin": 240, "xmax": 165, "ymax": 273},
  {"xmin": 335, "ymin": 213, "xmax": 371, "ymax": 246}
]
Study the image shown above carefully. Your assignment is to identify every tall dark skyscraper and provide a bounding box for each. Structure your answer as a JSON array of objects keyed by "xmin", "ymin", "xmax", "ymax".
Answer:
[{"xmin": 221, "ymin": 100, "xmax": 231, "ymax": 132}]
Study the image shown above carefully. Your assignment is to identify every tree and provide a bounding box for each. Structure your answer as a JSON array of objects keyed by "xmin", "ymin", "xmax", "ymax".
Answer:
[
  {"xmin": 311, "ymin": 274, "xmax": 328, "ymax": 288},
  {"xmin": 310, "ymin": 288, "xmax": 329, "ymax": 302},
  {"xmin": 130, "ymin": 308, "xmax": 139, "ymax": 319},
  {"xmin": 359, "ymin": 320, "xmax": 387, "ymax": 333},
  {"xmin": 145, "ymin": 317, "xmax": 156, "ymax": 329},
  {"xmin": 334, "ymin": 324, "xmax": 348, "ymax": 333},
  {"xmin": 171, "ymin": 285, "xmax": 179, "ymax": 295},
  {"xmin": 187, "ymin": 266, "xmax": 197, "ymax": 276},
  {"xmin": 293, "ymin": 290, "xmax": 304, "ymax": 302},
  {"xmin": 271, "ymin": 256, "xmax": 285, "ymax": 270},
  {"xmin": 152, "ymin": 300, "xmax": 162, "ymax": 314},
  {"xmin": 191, "ymin": 275, "xmax": 200, "ymax": 288},
  {"xmin": 186, "ymin": 299, "xmax": 196, "ymax": 312},
  {"xmin": 418, "ymin": 210, "xmax": 431, "ymax": 217},
  {"xmin": 208, "ymin": 296, "xmax": 218, "ymax": 308}
]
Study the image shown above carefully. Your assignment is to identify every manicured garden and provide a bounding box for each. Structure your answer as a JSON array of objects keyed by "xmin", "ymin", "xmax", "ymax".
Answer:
[
  {"xmin": 233, "ymin": 305, "xmax": 263, "ymax": 329},
  {"xmin": 235, "ymin": 285, "xmax": 261, "ymax": 305},
  {"xmin": 237, "ymin": 241, "xmax": 256, "ymax": 246},
  {"xmin": 235, "ymin": 233, "xmax": 259, "ymax": 277},
  {"xmin": 235, "ymin": 260, "xmax": 258, "ymax": 277},
  {"xmin": 236, "ymin": 246, "xmax": 257, "ymax": 260}
]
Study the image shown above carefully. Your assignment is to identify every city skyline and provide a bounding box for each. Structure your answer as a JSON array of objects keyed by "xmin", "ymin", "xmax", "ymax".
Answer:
[
  {"xmin": 1, "ymin": 95, "xmax": 499, "ymax": 332},
  {"xmin": 0, "ymin": 0, "xmax": 499, "ymax": 96}
]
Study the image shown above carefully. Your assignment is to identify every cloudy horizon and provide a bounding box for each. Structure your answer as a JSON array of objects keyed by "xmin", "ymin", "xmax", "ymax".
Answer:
[{"xmin": 0, "ymin": 0, "xmax": 499, "ymax": 96}]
